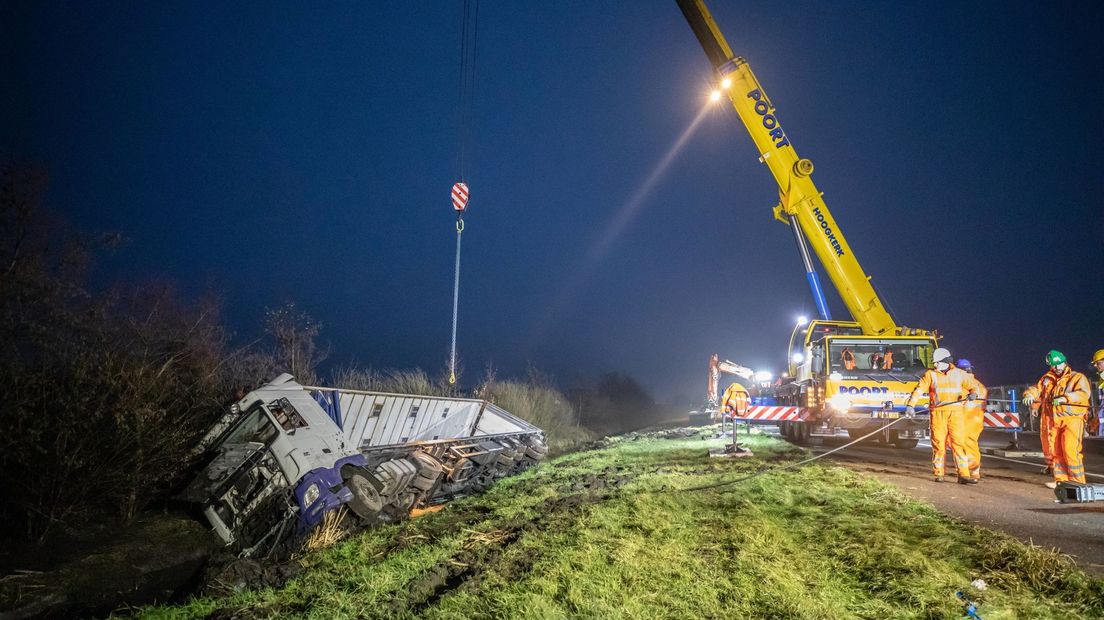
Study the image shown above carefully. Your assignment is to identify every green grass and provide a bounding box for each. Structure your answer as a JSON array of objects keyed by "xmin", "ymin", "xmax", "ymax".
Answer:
[{"xmin": 138, "ymin": 430, "xmax": 1104, "ymax": 619}]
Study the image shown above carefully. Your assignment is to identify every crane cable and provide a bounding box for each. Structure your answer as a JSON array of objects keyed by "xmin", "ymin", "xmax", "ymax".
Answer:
[
  {"xmin": 449, "ymin": 0, "xmax": 479, "ymax": 386},
  {"xmin": 456, "ymin": 0, "xmax": 479, "ymax": 182},
  {"xmin": 676, "ymin": 399, "xmax": 970, "ymax": 493}
]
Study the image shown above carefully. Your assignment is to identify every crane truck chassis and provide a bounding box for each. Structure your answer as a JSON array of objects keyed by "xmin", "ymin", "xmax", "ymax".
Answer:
[{"xmin": 180, "ymin": 374, "xmax": 548, "ymax": 556}]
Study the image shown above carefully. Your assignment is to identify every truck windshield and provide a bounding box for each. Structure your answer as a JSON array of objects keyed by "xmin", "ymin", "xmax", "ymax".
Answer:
[
  {"xmin": 828, "ymin": 341, "xmax": 933, "ymax": 377},
  {"xmin": 223, "ymin": 407, "xmax": 280, "ymax": 446}
]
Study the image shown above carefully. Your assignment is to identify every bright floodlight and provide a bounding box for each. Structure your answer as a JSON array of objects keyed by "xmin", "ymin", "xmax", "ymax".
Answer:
[
  {"xmin": 791, "ymin": 352, "xmax": 804, "ymax": 363},
  {"xmin": 720, "ymin": 78, "xmax": 732, "ymax": 89},
  {"xmin": 828, "ymin": 393, "xmax": 852, "ymax": 412},
  {"xmin": 796, "ymin": 315, "xmax": 809, "ymax": 326},
  {"xmin": 754, "ymin": 370, "xmax": 772, "ymax": 382},
  {"xmin": 710, "ymin": 90, "xmax": 722, "ymax": 102}
]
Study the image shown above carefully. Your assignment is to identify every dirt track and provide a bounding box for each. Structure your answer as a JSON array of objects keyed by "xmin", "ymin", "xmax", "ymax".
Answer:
[{"xmin": 787, "ymin": 429, "xmax": 1104, "ymax": 576}]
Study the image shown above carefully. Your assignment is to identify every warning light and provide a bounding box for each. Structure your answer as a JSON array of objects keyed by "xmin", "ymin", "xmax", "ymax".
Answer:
[
  {"xmin": 720, "ymin": 78, "xmax": 732, "ymax": 89},
  {"xmin": 709, "ymin": 90, "xmax": 722, "ymax": 102}
]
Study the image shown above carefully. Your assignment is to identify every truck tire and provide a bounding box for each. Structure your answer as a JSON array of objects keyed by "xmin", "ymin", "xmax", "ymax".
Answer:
[
  {"xmin": 411, "ymin": 452, "xmax": 444, "ymax": 491},
  {"xmin": 793, "ymin": 422, "xmax": 812, "ymax": 444},
  {"xmin": 524, "ymin": 440, "xmax": 549, "ymax": 461},
  {"xmin": 449, "ymin": 458, "xmax": 475, "ymax": 483},
  {"xmin": 412, "ymin": 472, "xmax": 439, "ymax": 492},
  {"xmin": 345, "ymin": 471, "xmax": 384, "ymax": 519},
  {"xmin": 892, "ymin": 436, "xmax": 919, "ymax": 449}
]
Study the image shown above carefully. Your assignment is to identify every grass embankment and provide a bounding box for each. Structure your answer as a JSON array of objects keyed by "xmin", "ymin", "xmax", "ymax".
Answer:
[{"xmin": 142, "ymin": 430, "xmax": 1103, "ymax": 619}]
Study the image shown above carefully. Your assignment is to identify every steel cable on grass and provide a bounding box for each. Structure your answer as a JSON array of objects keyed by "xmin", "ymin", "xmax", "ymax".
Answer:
[{"xmin": 675, "ymin": 399, "xmax": 970, "ymax": 493}]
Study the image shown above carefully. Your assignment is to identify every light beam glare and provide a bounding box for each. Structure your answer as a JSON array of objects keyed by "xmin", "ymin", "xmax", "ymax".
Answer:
[{"xmin": 528, "ymin": 101, "xmax": 715, "ymax": 345}]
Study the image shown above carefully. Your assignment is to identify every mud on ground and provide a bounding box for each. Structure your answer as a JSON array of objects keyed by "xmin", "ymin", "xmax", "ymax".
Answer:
[{"xmin": 0, "ymin": 513, "xmax": 219, "ymax": 619}]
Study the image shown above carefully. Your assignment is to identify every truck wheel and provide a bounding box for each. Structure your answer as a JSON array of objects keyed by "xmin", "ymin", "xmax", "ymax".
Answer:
[
  {"xmin": 794, "ymin": 422, "xmax": 811, "ymax": 444},
  {"xmin": 345, "ymin": 472, "xmax": 384, "ymax": 520},
  {"xmin": 449, "ymin": 459, "xmax": 475, "ymax": 483},
  {"xmin": 388, "ymin": 491, "xmax": 417, "ymax": 515},
  {"xmin": 892, "ymin": 437, "xmax": 919, "ymax": 449}
]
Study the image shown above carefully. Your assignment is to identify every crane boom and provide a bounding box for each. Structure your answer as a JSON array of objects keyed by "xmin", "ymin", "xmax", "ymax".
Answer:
[{"xmin": 676, "ymin": 0, "xmax": 899, "ymax": 336}]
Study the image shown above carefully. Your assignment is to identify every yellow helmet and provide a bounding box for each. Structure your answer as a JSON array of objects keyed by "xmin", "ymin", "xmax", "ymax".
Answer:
[{"xmin": 1092, "ymin": 349, "xmax": 1104, "ymax": 365}]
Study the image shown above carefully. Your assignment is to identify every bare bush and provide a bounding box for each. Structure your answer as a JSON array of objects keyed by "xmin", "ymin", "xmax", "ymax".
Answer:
[
  {"xmin": 330, "ymin": 366, "xmax": 455, "ymax": 396},
  {"xmin": 479, "ymin": 371, "xmax": 592, "ymax": 453},
  {"xmin": 0, "ymin": 165, "xmax": 283, "ymax": 540}
]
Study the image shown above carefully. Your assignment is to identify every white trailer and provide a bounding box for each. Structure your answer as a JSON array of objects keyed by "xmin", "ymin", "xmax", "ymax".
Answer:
[{"xmin": 182, "ymin": 374, "xmax": 547, "ymax": 556}]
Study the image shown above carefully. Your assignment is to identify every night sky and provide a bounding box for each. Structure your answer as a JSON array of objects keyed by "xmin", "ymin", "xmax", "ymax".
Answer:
[{"xmin": 5, "ymin": 1, "xmax": 1103, "ymax": 402}]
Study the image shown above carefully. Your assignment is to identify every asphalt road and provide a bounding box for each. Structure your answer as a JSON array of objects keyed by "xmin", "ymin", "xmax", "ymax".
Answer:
[{"xmin": 783, "ymin": 428, "xmax": 1104, "ymax": 575}]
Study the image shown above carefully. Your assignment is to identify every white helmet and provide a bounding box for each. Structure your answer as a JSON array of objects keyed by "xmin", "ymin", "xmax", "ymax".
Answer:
[{"xmin": 932, "ymin": 348, "xmax": 953, "ymax": 364}]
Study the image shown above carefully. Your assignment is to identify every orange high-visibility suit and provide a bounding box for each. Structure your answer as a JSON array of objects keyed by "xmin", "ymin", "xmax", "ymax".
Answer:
[
  {"xmin": 882, "ymin": 351, "xmax": 894, "ymax": 369},
  {"xmin": 963, "ymin": 375, "xmax": 987, "ymax": 480},
  {"xmin": 1036, "ymin": 403, "xmax": 1053, "ymax": 471},
  {"xmin": 841, "ymin": 348, "xmax": 856, "ymax": 370},
  {"xmin": 1024, "ymin": 368, "xmax": 1092, "ymax": 483},
  {"xmin": 720, "ymin": 382, "xmax": 750, "ymax": 417},
  {"xmin": 908, "ymin": 367, "xmax": 976, "ymax": 478}
]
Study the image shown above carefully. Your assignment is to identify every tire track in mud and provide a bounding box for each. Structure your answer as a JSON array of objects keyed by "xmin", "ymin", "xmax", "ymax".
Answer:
[{"xmin": 392, "ymin": 467, "xmax": 637, "ymax": 614}]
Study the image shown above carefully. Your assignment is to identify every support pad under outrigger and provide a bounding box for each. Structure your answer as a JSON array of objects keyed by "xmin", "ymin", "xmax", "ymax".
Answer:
[
  {"xmin": 1054, "ymin": 482, "xmax": 1104, "ymax": 503},
  {"xmin": 708, "ymin": 414, "xmax": 754, "ymax": 458}
]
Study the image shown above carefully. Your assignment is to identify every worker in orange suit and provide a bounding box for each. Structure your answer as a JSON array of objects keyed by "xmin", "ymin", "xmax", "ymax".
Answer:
[
  {"xmin": 1023, "ymin": 350, "xmax": 1092, "ymax": 487},
  {"xmin": 720, "ymin": 382, "xmax": 750, "ymax": 418},
  {"xmin": 1032, "ymin": 399, "xmax": 1054, "ymax": 475},
  {"xmin": 1089, "ymin": 348, "xmax": 1104, "ymax": 437},
  {"xmin": 957, "ymin": 359, "xmax": 987, "ymax": 481},
  {"xmin": 881, "ymin": 348, "xmax": 894, "ymax": 370},
  {"xmin": 905, "ymin": 347, "xmax": 978, "ymax": 484},
  {"xmin": 841, "ymin": 347, "xmax": 856, "ymax": 370}
]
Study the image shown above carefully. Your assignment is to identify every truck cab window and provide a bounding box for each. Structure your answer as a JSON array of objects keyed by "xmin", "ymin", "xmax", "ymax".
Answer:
[
  {"xmin": 268, "ymin": 398, "xmax": 308, "ymax": 431},
  {"xmin": 223, "ymin": 407, "xmax": 280, "ymax": 446},
  {"xmin": 828, "ymin": 341, "xmax": 933, "ymax": 377}
]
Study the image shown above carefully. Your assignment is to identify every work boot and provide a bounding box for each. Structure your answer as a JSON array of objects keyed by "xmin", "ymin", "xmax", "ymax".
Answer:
[
  {"xmin": 933, "ymin": 476, "xmax": 944, "ymax": 483},
  {"xmin": 958, "ymin": 477, "xmax": 979, "ymax": 485},
  {"xmin": 1044, "ymin": 481, "xmax": 1057, "ymax": 489}
]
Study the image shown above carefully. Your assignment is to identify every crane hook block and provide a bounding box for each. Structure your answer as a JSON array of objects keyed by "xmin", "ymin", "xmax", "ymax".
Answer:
[{"xmin": 793, "ymin": 158, "xmax": 814, "ymax": 178}]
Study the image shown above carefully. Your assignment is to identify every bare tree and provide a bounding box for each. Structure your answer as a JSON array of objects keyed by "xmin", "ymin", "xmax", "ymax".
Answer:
[{"xmin": 264, "ymin": 302, "xmax": 327, "ymax": 384}]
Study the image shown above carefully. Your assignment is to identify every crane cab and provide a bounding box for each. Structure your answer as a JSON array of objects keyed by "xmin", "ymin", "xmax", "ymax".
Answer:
[{"xmin": 778, "ymin": 320, "xmax": 938, "ymax": 443}]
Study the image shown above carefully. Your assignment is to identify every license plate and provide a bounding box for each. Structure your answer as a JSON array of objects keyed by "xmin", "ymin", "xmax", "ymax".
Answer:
[{"xmin": 871, "ymin": 411, "xmax": 900, "ymax": 419}]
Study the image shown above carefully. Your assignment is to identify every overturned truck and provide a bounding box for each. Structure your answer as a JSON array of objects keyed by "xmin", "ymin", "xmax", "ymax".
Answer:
[{"xmin": 181, "ymin": 374, "xmax": 548, "ymax": 556}]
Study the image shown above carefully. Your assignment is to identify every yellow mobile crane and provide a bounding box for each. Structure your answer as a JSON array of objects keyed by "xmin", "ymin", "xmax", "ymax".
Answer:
[{"xmin": 677, "ymin": 0, "xmax": 940, "ymax": 447}]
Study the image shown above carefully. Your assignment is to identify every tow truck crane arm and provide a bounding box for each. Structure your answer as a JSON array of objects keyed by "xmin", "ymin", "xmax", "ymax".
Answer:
[{"xmin": 676, "ymin": 0, "xmax": 900, "ymax": 336}]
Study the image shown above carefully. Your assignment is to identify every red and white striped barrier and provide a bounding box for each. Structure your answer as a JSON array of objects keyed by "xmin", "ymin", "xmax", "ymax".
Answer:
[
  {"xmin": 732, "ymin": 406, "xmax": 808, "ymax": 422},
  {"xmin": 983, "ymin": 410, "xmax": 1021, "ymax": 429},
  {"xmin": 728, "ymin": 407, "xmax": 1021, "ymax": 429}
]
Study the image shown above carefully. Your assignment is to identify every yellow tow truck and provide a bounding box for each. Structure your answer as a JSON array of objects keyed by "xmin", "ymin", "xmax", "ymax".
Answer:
[{"xmin": 677, "ymin": 0, "xmax": 940, "ymax": 448}]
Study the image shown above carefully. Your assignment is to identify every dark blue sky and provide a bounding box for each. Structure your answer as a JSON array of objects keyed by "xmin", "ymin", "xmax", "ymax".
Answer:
[{"xmin": 5, "ymin": 1, "xmax": 1103, "ymax": 402}]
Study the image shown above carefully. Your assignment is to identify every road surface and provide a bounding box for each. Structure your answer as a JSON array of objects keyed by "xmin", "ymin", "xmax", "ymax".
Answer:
[{"xmin": 781, "ymin": 428, "xmax": 1104, "ymax": 575}]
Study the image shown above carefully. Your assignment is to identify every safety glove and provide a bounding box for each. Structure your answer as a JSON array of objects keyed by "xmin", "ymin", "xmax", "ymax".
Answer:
[
  {"xmin": 967, "ymin": 393, "xmax": 977, "ymax": 401},
  {"xmin": 1022, "ymin": 394, "xmax": 1036, "ymax": 406},
  {"xmin": 1052, "ymin": 396, "xmax": 1068, "ymax": 406}
]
